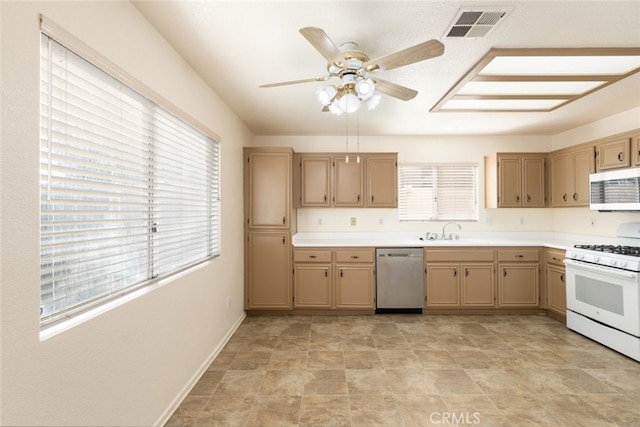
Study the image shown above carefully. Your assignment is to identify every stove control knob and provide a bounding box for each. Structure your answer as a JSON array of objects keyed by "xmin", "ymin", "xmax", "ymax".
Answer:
[
  {"xmin": 593, "ymin": 256, "xmax": 600, "ymax": 262},
  {"xmin": 620, "ymin": 261, "xmax": 627, "ymax": 268},
  {"xmin": 578, "ymin": 254, "xmax": 585, "ymax": 260},
  {"xmin": 610, "ymin": 259, "xmax": 617, "ymax": 266}
]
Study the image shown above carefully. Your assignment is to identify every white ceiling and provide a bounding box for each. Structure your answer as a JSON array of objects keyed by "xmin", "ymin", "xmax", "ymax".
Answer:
[{"xmin": 132, "ymin": 1, "xmax": 640, "ymax": 137}]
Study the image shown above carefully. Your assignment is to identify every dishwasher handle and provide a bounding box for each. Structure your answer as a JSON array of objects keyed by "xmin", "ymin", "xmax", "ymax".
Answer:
[{"xmin": 378, "ymin": 253, "xmax": 422, "ymax": 257}]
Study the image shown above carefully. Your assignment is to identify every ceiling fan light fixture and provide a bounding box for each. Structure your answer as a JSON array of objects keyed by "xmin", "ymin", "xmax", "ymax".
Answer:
[
  {"xmin": 355, "ymin": 78, "xmax": 375, "ymax": 100},
  {"xmin": 336, "ymin": 90, "xmax": 361, "ymax": 113},
  {"xmin": 316, "ymin": 85, "xmax": 336, "ymax": 105}
]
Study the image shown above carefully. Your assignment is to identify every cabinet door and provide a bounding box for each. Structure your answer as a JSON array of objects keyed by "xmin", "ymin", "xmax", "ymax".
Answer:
[
  {"xmin": 294, "ymin": 264, "xmax": 332, "ymax": 308},
  {"xmin": 522, "ymin": 156, "xmax": 546, "ymax": 207},
  {"xmin": 546, "ymin": 265, "xmax": 566, "ymax": 317},
  {"xmin": 247, "ymin": 231, "xmax": 291, "ymax": 309},
  {"xmin": 498, "ymin": 157, "xmax": 522, "ymax": 207},
  {"xmin": 633, "ymin": 134, "xmax": 640, "ymax": 166},
  {"xmin": 366, "ymin": 155, "xmax": 397, "ymax": 207},
  {"xmin": 549, "ymin": 152, "xmax": 570, "ymax": 207},
  {"xmin": 570, "ymin": 146, "xmax": 595, "ymax": 206},
  {"xmin": 335, "ymin": 264, "xmax": 374, "ymax": 309},
  {"xmin": 498, "ymin": 264, "xmax": 539, "ymax": 307},
  {"xmin": 333, "ymin": 156, "xmax": 364, "ymax": 207},
  {"xmin": 461, "ymin": 264, "xmax": 494, "ymax": 307},
  {"xmin": 301, "ymin": 156, "xmax": 331, "ymax": 207},
  {"xmin": 426, "ymin": 264, "xmax": 460, "ymax": 307},
  {"xmin": 246, "ymin": 150, "xmax": 291, "ymax": 228},
  {"xmin": 597, "ymin": 137, "xmax": 630, "ymax": 171}
]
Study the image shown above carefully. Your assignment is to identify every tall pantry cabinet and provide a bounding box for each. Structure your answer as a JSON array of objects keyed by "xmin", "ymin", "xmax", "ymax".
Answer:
[{"xmin": 244, "ymin": 148, "xmax": 295, "ymax": 310}]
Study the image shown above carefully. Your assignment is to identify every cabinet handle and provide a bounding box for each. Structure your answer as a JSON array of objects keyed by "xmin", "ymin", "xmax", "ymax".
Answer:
[
  {"xmin": 560, "ymin": 274, "xmax": 565, "ymax": 283},
  {"xmin": 453, "ymin": 268, "xmax": 457, "ymax": 277},
  {"xmin": 515, "ymin": 254, "xmax": 524, "ymax": 259},
  {"xmin": 282, "ymin": 216, "xmax": 286, "ymax": 224},
  {"xmin": 325, "ymin": 269, "xmax": 328, "ymax": 277},
  {"xmin": 282, "ymin": 236, "xmax": 285, "ymax": 244},
  {"xmin": 323, "ymin": 195, "xmax": 327, "ymax": 202},
  {"xmin": 340, "ymin": 269, "xmax": 343, "ymax": 278},
  {"xmin": 351, "ymin": 255, "xmax": 359, "ymax": 259},
  {"xmin": 503, "ymin": 269, "xmax": 507, "ymax": 277},
  {"xmin": 371, "ymin": 195, "xmax": 374, "ymax": 203},
  {"xmin": 357, "ymin": 194, "xmax": 361, "ymax": 202},
  {"xmin": 464, "ymin": 268, "xmax": 469, "ymax": 277},
  {"xmin": 527, "ymin": 194, "xmax": 531, "ymax": 202},
  {"xmin": 516, "ymin": 195, "xmax": 520, "ymax": 202},
  {"xmin": 309, "ymin": 255, "xmax": 317, "ymax": 259},
  {"xmin": 573, "ymin": 193, "xmax": 578, "ymax": 201},
  {"xmin": 563, "ymin": 193, "xmax": 568, "ymax": 201},
  {"xmin": 618, "ymin": 152, "xmax": 624, "ymax": 162}
]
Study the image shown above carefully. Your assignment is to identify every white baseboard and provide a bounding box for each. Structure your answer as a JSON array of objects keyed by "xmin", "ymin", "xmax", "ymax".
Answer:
[{"xmin": 155, "ymin": 311, "xmax": 247, "ymax": 426}]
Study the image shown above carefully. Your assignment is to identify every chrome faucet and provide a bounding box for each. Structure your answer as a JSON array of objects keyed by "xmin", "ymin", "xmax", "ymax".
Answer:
[{"xmin": 442, "ymin": 222, "xmax": 462, "ymax": 240}]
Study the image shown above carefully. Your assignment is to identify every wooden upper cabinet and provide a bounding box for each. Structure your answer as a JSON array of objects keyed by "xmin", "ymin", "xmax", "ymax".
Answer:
[
  {"xmin": 633, "ymin": 133, "xmax": 640, "ymax": 166},
  {"xmin": 333, "ymin": 156, "xmax": 364, "ymax": 207},
  {"xmin": 498, "ymin": 156, "xmax": 522, "ymax": 207},
  {"xmin": 549, "ymin": 145, "xmax": 594, "ymax": 207},
  {"xmin": 245, "ymin": 148, "xmax": 292, "ymax": 228},
  {"xmin": 522, "ymin": 155, "xmax": 546, "ymax": 207},
  {"xmin": 596, "ymin": 137, "xmax": 631, "ymax": 171},
  {"xmin": 300, "ymin": 156, "xmax": 331, "ymax": 207},
  {"xmin": 366, "ymin": 154, "xmax": 397, "ymax": 207},
  {"xmin": 485, "ymin": 153, "xmax": 546, "ymax": 208}
]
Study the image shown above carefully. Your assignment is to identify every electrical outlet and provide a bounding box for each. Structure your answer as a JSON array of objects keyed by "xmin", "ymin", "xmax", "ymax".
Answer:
[
  {"xmin": 226, "ymin": 296, "xmax": 231, "ymax": 309},
  {"xmin": 317, "ymin": 217, "xmax": 322, "ymax": 225},
  {"xmin": 591, "ymin": 218, "xmax": 597, "ymax": 228},
  {"xmin": 378, "ymin": 217, "xmax": 384, "ymax": 225},
  {"xmin": 350, "ymin": 217, "xmax": 357, "ymax": 226},
  {"xmin": 485, "ymin": 216, "xmax": 493, "ymax": 226},
  {"xmin": 519, "ymin": 217, "xmax": 525, "ymax": 225}
]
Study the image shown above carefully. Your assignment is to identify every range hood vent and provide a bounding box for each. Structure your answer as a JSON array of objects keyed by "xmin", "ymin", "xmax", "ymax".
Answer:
[{"xmin": 444, "ymin": 8, "xmax": 511, "ymax": 39}]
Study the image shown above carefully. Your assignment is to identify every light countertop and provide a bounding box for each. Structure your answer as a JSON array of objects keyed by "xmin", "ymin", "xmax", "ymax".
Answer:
[{"xmin": 292, "ymin": 231, "xmax": 616, "ymax": 250}]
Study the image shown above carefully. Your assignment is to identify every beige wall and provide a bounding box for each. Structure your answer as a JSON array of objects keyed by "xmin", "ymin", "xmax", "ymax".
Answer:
[
  {"xmin": 1, "ymin": 2, "xmax": 249, "ymax": 425},
  {"xmin": 255, "ymin": 111, "xmax": 640, "ymax": 237}
]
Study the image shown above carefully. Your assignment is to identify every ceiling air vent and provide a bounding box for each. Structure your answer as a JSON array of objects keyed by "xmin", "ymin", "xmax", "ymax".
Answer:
[{"xmin": 444, "ymin": 8, "xmax": 511, "ymax": 39}]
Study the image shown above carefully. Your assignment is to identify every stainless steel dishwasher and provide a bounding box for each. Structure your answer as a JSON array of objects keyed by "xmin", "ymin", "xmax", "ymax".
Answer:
[{"xmin": 375, "ymin": 248, "xmax": 424, "ymax": 314}]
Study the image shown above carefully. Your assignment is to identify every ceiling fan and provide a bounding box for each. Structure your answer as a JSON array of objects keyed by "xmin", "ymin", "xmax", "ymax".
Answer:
[{"xmin": 260, "ymin": 27, "xmax": 445, "ymax": 114}]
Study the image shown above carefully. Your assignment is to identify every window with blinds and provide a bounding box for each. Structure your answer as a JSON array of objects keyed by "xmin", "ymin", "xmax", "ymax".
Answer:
[
  {"xmin": 398, "ymin": 163, "xmax": 478, "ymax": 221},
  {"xmin": 39, "ymin": 34, "xmax": 220, "ymax": 324}
]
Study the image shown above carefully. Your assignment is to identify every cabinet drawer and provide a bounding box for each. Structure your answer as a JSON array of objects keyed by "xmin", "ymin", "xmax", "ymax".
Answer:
[
  {"xmin": 335, "ymin": 249, "xmax": 374, "ymax": 263},
  {"xmin": 293, "ymin": 249, "xmax": 332, "ymax": 263},
  {"xmin": 498, "ymin": 249, "xmax": 539, "ymax": 262},
  {"xmin": 546, "ymin": 249, "xmax": 565, "ymax": 266},
  {"xmin": 425, "ymin": 249, "xmax": 494, "ymax": 262}
]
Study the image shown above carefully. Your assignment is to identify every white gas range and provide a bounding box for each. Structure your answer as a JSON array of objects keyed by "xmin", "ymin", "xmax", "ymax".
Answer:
[{"xmin": 565, "ymin": 222, "xmax": 640, "ymax": 362}]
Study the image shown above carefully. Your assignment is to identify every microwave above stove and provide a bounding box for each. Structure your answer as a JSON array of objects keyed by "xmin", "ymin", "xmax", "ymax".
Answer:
[{"xmin": 590, "ymin": 167, "xmax": 640, "ymax": 211}]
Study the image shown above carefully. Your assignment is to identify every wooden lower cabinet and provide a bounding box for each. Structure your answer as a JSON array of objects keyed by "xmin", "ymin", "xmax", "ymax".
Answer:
[
  {"xmin": 247, "ymin": 231, "xmax": 291, "ymax": 309},
  {"xmin": 425, "ymin": 249, "xmax": 495, "ymax": 309},
  {"xmin": 292, "ymin": 247, "xmax": 374, "ymax": 311},
  {"xmin": 498, "ymin": 264, "xmax": 539, "ymax": 307},
  {"xmin": 293, "ymin": 264, "xmax": 332, "ymax": 308},
  {"xmin": 545, "ymin": 248, "xmax": 566, "ymax": 321},
  {"xmin": 336, "ymin": 264, "xmax": 375, "ymax": 309}
]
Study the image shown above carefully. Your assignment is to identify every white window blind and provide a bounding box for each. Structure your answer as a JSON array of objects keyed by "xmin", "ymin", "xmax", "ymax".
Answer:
[
  {"xmin": 39, "ymin": 34, "xmax": 220, "ymax": 323},
  {"xmin": 398, "ymin": 163, "xmax": 478, "ymax": 221}
]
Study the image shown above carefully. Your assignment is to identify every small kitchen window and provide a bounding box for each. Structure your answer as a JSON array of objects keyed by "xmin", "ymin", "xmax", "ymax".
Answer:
[{"xmin": 398, "ymin": 163, "xmax": 478, "ymax": 221}]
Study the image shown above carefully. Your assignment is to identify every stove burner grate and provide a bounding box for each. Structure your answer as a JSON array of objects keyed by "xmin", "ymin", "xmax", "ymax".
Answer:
[{"xmin": 574, "ymin": 244, "xmax": 640, "ymax": 257}]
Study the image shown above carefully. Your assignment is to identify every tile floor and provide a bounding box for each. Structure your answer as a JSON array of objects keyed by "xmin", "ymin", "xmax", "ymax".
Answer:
[{"xmin": 165, "ymin": 314, "xmax": 640, "ymax": 426}]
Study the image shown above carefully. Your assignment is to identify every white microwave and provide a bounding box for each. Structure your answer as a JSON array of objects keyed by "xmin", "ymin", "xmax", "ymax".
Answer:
[{"xmin": 590, "ymin": 168, "xmax": 640, "ymax": 211}]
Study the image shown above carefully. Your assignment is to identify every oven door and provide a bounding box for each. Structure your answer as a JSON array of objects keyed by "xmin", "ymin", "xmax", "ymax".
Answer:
[{"xmin": 565, "ymin": 259, "xmax": 639, "ymax": 337}]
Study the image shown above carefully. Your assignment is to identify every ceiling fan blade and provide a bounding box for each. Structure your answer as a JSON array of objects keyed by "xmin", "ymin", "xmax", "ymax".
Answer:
[
  {"xmin": 373, "ymin": 78, "xmax": 418, "ymax": 101},
  {"xmin": 299, "ymin": 27, "xmax": 344, "ymax": 65},
  {"xmin": 260, "ymin": 76, "xmax": 331, "ymax": 88},
  {"xmin": 363, "ymin": 39, "xmax": 444, "ymax": 72}
]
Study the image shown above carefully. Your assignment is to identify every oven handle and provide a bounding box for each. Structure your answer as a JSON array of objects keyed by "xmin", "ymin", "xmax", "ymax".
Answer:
[{"xmin": 564, "ymin": 258, "xmax": 638, "ymax": 279}]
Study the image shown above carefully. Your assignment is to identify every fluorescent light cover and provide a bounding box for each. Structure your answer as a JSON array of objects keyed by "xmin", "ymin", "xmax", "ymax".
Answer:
[
  {"xmin": 480, "ymin": 56, "xmax": 640, "ymax": 76},
  {"xmin": 441, "ymin": 99, "xmax": 566, "ymax": 110},
  {"xmin": 457, "ymin": 80, "xmax": 605, "ymax": 95}
]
